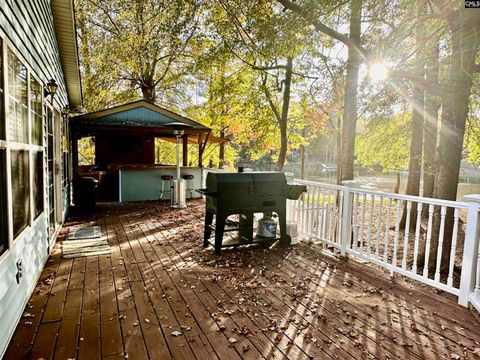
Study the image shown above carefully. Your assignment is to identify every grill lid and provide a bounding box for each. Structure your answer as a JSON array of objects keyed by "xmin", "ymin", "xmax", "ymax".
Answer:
[{"xmin": 205, "ymin": 172, "xmax": 287, "ymax": 194}]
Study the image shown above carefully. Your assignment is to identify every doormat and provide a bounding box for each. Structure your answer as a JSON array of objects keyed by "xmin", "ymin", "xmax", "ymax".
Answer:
[
  {"xmin": 63, "ymin": 226, "xmax": 112, "ymax": 258},
  {"xmin": 66, "ymin": 226, "xmax": 101, "ymax": 240}
]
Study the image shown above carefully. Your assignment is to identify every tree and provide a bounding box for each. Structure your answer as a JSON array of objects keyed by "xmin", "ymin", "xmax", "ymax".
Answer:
[
  {"xmin": 76, "ymin": 0, "xmax": 203, "ymax": 109},
  {"xmin": 422, "ymin": 39, "xmax": 440, "ymax": 198},
  {"xmin": 340, "ymin": 0, "xmax": 362, "ymax": 183},
  {"xmin": 429, "ymin": 3, "xmax": 480, "ymax": 271},
  {"xmin": 202, "ymin": 0, "xmax": 326, "ymax": 171},
  {"xmin": 277, "ymin": 0, "xmax": 363, "ymax": 182},
  {"xmin": 400, "ymin": 5, "xmax": 426, "ymax": 228}
]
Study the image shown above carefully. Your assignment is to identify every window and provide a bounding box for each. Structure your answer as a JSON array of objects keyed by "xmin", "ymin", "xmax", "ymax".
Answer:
[
  {"xmin": 32, "ymin": 151, "xmax": 43, "ymax": 219},
  {"xmin": 11, "ymin": 150, "xmax": 30, "ymax": 238},
  {"xmin": 31, "ymin": 77, "xmax": 42, "ymax": 145},
  {"xmin": 7, "ymin": 49, "xmax": 28, "ymax": 143}
]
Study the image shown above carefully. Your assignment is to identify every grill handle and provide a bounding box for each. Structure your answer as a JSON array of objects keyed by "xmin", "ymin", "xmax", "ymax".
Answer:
[{"xmin": 196, "ymin": 189, "xmax": 218, "ymax": 197}]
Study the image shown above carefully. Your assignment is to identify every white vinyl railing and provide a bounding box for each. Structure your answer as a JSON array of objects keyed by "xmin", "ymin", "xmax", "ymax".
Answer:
[{"xmin": 288, "ymin": 179, "xmax": 480, "ymax": 309}]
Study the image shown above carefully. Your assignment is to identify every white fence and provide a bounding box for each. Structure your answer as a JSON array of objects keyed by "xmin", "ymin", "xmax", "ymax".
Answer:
[{"xmin": 288, "ymin": 179, "xmax": 480, "ymax": 310}]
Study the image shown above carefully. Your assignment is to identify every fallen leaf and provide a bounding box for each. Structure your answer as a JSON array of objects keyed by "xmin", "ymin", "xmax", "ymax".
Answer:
[
  {"xmin": 171, "ymin": 331, "xmax": 183, "ymax": 337},
  {"xmin": 229, "ymin": 337, "xmax": 237, "ymax": 344}
]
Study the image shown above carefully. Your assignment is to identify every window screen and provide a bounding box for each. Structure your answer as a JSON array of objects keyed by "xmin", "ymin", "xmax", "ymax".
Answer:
[
  {"xmin": 32, "ymin": 151, "xmax": 44, "ymax": 219},
  {"xmin": 11, "ymin": 150, "xmax": 30, "ymax": 238}
]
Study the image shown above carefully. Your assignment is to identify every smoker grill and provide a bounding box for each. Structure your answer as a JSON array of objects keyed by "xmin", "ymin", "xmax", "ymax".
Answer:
[{"xmin": 197, "ymin": 172, "xmax": 306, "ymax": 254}]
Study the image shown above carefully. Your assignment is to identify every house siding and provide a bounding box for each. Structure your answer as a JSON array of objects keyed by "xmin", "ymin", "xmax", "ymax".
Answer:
[
  {"xmin": 0, "ymin": 0, "xmax": 68, "ymax": 106},
  {"xmin": 0, "ymin": 0, "xmax": 72, "ymax": 357}
]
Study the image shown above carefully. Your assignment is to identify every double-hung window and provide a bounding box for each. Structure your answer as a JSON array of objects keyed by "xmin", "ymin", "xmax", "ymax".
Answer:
[{"xmin": 7, "ymin": 48, "xmax": 30, "ymax": 238}]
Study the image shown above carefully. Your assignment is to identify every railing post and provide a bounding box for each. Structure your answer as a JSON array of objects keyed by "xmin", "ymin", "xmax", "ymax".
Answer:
[
  {"xmin": 340, "ymin": 184, "xmax": 353, "ymax": 257},
  {"xmin": 458, "ymin": 194, "xmax": 480, "ymax": 307}
]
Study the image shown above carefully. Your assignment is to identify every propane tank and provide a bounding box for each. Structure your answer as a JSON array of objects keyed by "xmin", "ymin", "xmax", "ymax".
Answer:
[{"xmin": 257, "ymin": 213, "xmax": 278, "ymax": 238}]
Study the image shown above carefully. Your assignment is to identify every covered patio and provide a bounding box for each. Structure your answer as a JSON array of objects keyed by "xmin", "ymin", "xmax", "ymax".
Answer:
[
  {"xmin": 5, "ymin": 200, "xmax": 480, "ymax": 360},
  {"xmin": 72, "ymin": 100, "xmax": 226, "ymax": 202}
]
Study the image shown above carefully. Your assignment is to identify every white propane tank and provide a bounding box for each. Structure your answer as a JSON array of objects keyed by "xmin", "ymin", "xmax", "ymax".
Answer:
[{"xmin": 257, "ymin": 213, "xmax": 277, "ymax": 238}]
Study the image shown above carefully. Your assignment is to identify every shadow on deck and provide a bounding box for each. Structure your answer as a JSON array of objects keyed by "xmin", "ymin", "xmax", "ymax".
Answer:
[{"xmin": 5, "ymin": 200, "xmax": 480, "ymax": 360}]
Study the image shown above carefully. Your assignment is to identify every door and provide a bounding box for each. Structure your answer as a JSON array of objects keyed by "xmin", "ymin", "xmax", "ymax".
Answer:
[{"xmin": 45, "ymin": 105, "xmax": 62, "ymax": 246}]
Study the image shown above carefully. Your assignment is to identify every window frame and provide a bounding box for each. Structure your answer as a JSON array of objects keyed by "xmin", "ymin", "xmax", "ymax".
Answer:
[
  {"xmin": 0, "ymin": 38, "xmax": 9, "ymax": 258},
  {"xmin": 0, "ymin": 33, "xmax": 50, "ymax": 261}
]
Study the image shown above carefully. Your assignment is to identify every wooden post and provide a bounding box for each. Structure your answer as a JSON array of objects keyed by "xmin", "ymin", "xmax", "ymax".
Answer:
[
  {"xmin": 459, "ymin": 194, "xmax": 480, "ymax": 307},
  {"xmin": 198, "ymin": 132, "xmax": 210, "ymax": 168},
  {"xmin": 71, "ymin": 125, "xmax": 78, "ymax": 179},
  {"xmin": 182, "ymin": 135, "xmax": 188, "ymax": 167},
  {"xmin": 197, "ymin": 134, "xmax": 203, "ymax": 168}
]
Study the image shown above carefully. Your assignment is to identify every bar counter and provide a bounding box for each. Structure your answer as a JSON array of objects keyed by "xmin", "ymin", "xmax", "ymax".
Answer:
[{"xmin": 118, "ymin": 165, "xmax": 202, "ymax": 202}]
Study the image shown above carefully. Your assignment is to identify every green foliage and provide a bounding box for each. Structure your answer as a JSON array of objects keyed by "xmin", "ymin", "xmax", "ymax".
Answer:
[
  {"xmin": 75, "ymin": 0, "xmax": 203, "ymax": 110},
  {"xmin": 356, "ymin": 113, "xmax": 411, "ymax": 173},
  {"xmin": 465, "ymin": 82, "xmax": 480, "ymax": 164},
  {"xmin": 78, "ymin": 137, "xmax": 95, "ymax": 165}
]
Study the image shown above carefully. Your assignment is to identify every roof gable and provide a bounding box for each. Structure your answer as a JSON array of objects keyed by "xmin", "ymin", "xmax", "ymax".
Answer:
[
  {"xmin": 96, "ymin": 106, "xmax": 174, "ymax": 125},
  {"xmin": 74, "ymin": 100, "xmax": 209, "ymax": 130}
]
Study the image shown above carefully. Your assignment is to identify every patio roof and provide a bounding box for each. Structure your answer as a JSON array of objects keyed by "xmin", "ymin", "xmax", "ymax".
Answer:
[{"xmin": 73, "ymin": 100, "xmax": 210, "ymax": 132}]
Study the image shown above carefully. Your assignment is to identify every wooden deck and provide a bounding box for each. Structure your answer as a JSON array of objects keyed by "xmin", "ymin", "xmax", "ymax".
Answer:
[{"xmin": 5, "ymin": 200, "xmax": 480, "ymax": 360}]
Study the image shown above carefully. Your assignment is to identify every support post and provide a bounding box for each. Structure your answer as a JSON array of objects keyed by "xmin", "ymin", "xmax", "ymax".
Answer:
[
  {"xmin": 71, "ymin": 126, "xmax": 78, "ymax": 179},
  {"xmin": 340, "ymin": 184, "xmax": 353, "ymax": 257},
  {"xmin": 182, "ymin": 135, "xmax": 188, "ymax": 166},
  {"xmin": 459, "ymin": 194, "xmax": 480, "ymax": 307}
]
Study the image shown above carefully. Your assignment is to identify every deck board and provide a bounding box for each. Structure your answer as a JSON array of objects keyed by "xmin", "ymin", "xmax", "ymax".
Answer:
[{"xmin": 5, "ymin": 200, "xmax": 480, "ymax": 360}]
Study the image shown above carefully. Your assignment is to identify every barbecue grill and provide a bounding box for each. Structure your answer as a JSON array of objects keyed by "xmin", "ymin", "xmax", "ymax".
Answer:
[{"xmin": 197, "ymin": 172, "xmax": 306, "ymax": 254}]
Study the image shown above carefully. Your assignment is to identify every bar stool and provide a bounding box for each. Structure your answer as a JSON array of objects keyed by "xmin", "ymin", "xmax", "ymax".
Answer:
[
  {"xmin": 160, "ymin": 174, "xmax": 174, "ymax": 200},
  {"xmin": 182, "ymin": 174, "xmax": 195, "ymax": 199}
]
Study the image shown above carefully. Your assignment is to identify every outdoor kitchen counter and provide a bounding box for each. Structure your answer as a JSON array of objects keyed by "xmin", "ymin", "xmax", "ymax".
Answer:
[{"xmin": 118, "ymin": 166, "xmax": 202, "ymax": 202}]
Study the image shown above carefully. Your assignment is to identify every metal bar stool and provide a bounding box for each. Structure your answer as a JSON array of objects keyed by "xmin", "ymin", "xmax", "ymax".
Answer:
[
  {"xmin": 182, "ymin": 174, "xmax": 195, "ymax": 199},
  {"xmin": 160, "ymin": 174, "xmax": 174, "ymax": 200}
]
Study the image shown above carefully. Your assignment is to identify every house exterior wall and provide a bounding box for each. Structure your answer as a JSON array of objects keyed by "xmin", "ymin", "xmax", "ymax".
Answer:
[{"xmin": 0, "ymin": 1, "xmax": 73, "ymax": 356}]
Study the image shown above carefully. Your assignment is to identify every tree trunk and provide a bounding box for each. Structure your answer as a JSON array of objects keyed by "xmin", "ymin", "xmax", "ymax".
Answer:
[
  {"xmin": 336, "ymin": 112, "xmax": 342, "ymax": 185},
  {"xmin": 422, "ymin": 41, "xmax": 440, "ymax": 198},
  {"xmin": 429, "ymin": 10, "xmax": 479, "ymax": 273},
  {"xmin": 140, "ymin": 83, "xmax": 157, "ymax": 104},
  {"xmin": 219, "ymin": 128, "xmax": 225, "ymax": 168},
  {"xmin": 339, "ymin": 0, "xmax": 361, "ymax": 182},
  {"xmin": 400, "ymin": 7, "xmax": 425, "ymax": 230},
  {"xmin": 394, "ymin": 171, "xmax": 401, "ymax": 194},
  {"xmin": 275, "ymin": 56, "xmax": 293, "ymax": 172},
  {"xmin": 300, "ymin": 127, "xmax": 306, "ymax": 179}
]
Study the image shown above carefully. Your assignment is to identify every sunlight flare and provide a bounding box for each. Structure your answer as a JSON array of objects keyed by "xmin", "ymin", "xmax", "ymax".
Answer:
[{"xmin": 369, "ymin": 62, "xmax": 389, "ymax": 82}]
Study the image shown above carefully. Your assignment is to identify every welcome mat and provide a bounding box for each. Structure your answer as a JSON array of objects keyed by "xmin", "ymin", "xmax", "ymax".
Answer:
[
  {"xmin": 63, "ymin": 226, "xmax": 112, "ymax": 258},
  {"xmin": 66, "ymin": 226, "xmax": 102, "ymax": 240}
]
